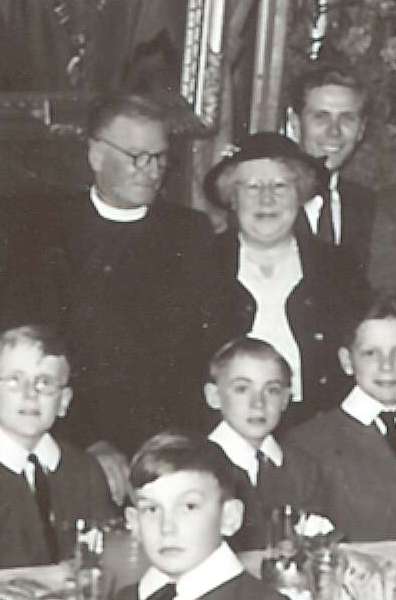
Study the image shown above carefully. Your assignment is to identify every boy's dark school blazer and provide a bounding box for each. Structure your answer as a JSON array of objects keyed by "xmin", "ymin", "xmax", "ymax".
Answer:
[
  {"xmin": 228, "ymin": 444, "xmax": 325, "ymax": 551},
  {"xmin": 285, "ymin": 408, "xmax": 396, "ymax": 541},
  {"xmin": 114, "ymin": 572, "xmax": 285, "ymax": 600},
  {"xmin": 0, "ymin": 439, "xmax": 114, "ymax": 567}
]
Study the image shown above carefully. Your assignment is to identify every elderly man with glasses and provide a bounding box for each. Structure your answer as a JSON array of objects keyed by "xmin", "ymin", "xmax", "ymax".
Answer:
[{"xmin": 42, "ymin": 94, "xmax": 217, "ymax": 503}]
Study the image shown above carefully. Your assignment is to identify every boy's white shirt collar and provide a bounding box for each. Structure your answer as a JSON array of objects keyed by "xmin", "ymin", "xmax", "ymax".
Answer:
[
  {"xmin": 0, "ymin": 427, "xmax": 60, "ymax": 474},
  {"xmin": 209, "ymin": 420, "xmax": 283, "ymax": 485},
  {"xmin": 139, "ymin": 542, "xmax": 243, "ymax": 600},
  {"xmin": 341, "ymin": 385, "xmax": 396, "ymax": 434},
  {"xmin": 90, "ymin": 186, "xmax": 148, "ymax": 222}
]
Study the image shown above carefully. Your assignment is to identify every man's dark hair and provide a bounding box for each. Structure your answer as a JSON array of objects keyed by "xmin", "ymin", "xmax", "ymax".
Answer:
[
  {"xmin": 130, "ymin": 431, "xmax": 237, "ymax": 500},
  {"xmin": 87, "ymin": 93, "xmax": 170, "ymax": 139},
  {"xmin": 208, "ymin": 336, "xmax": 292, "ymax": 387},
  {"xmin": 290, "ymin": 61, "xmax": 370, "ymax": 117}
]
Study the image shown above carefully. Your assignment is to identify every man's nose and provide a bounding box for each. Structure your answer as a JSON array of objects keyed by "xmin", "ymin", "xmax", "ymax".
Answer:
[{"xmin": 326, "ymin": 118, "xmax": 342, "ymax": 137}]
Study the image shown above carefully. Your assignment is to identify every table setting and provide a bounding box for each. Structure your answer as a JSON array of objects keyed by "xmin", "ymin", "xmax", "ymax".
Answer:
[{"xmin": 1, "ymin": 510, "xmax": 396, "ymax": 600}]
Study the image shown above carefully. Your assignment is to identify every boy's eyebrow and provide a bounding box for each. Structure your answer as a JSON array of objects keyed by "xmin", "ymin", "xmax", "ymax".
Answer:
[{"xmin": 229, "ymin": 376, "xmax": 286, "ymax": 385}]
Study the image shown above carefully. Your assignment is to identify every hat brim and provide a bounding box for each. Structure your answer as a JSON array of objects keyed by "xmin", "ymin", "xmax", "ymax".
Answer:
[{"xmin": 203, "ymin": 133, "xmax": 328, "ymax": 210}]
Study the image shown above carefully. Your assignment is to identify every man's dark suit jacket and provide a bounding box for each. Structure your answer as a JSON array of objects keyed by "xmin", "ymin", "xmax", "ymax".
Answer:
[
  {"xmin": 297, "ymin": 178, "xmax": 376, "ymax": 271},
  {"xmin": 38, "ymin": 190, "xmax": 218, "ymax": 455},
  {"xmin": 367, "ymin": 184, "xmax": 396, "ymax": 291},
  {"xmin": 208, "ymin": 226, "xmax": 367, "ymax": 426}
]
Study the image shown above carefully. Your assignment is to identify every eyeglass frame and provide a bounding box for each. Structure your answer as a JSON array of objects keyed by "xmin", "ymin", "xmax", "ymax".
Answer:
[
  {"xmin": 0, "ymin": 373, "xmax": 68, "ymax": 396},
  {"xmin": 92, "ymin": 136, "xmax": 170, "ymax": 172}
]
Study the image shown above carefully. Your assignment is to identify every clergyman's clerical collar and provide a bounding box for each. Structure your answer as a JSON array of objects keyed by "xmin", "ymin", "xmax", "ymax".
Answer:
[{"xmin": 90, "ymin": 186, "xmax": 149, "ymax": 222}]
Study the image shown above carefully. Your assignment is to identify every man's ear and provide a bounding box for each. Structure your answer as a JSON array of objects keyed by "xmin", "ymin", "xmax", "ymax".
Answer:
[
  {"xmin": 88, "ymin": 139, "xmax": 104, "ymax": 173},
  {"xmin": 287, "ymin": 108, "xmax": 302, "ymax": 144},
  {"xmin": 220, "ymin": 499, "xmax": 244, "ymax": 537},
  {"xmin": 204, "ymin": 382, "xmax": 222, "ymax": 410},
  {"xmin": 124, "ymin": 506, "xmax": 141, "ymax": 541},
  {"xmin": 338, "ymin": 347, "xmax": 354, "ymax": 376},
  {"xmin": 57, "ymin": 387, "xmax": 73, "ymax": 418}
]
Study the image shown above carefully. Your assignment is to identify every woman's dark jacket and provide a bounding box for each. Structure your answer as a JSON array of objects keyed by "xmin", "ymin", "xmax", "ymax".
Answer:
[{"xmin": 208, "ymin": 226, "xmax": 368, "ymax": 423}]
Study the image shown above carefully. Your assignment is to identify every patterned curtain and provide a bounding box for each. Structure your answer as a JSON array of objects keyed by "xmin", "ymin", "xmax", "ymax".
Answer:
[{"xmin": 0, "ymin": 0, "xmax": 185, "ymax": 92}]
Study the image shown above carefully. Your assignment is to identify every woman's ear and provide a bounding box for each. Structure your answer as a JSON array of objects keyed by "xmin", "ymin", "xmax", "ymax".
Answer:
[
  {"xmin": 220, "ymin": 499, "xmax": 244, "ymax": 537},
  {"xmin": 204, "ymin": 382, "xmax": 222, "ymax": 410},
  {"xmin": 338, "ymin": 347, "xmax": 354, "ymax": 376}
]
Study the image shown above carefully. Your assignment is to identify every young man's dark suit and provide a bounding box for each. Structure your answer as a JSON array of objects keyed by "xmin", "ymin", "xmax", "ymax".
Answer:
[
  {"xmin": 296, "ymin": 178, "xmax": 376, "ymax": 271},
  {"xmin": 209, "ymin": 226, "xmax": 367, "ymax": 426},
  {"xmin": 41, "ymin": 190, "xmax": 217, "ymax": 455},
  {"xmin": 115, "ymin": 573, "xmax": 284, "ymax": 600},
  {"xmin": 285, "ymin": 408, "xmax": 396, "ymax": 541}
]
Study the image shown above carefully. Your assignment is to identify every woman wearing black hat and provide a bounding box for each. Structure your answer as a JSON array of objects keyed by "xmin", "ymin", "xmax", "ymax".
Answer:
[{"xmin": 204, "ymin": 131, "xmax": 367, "ymax": 429}]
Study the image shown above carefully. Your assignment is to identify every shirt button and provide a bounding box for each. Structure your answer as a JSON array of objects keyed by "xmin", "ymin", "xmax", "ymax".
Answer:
[
  {"xmin": 103, "ymin": 264, "xmax": 112, "ymax": 274},
  {"xmin": 314, "ymin": 332, "xmax": 324, "ymax": 341},
  {"xmin": 319, "ymin": 376, "xmax": 327, "ymax": 385}
]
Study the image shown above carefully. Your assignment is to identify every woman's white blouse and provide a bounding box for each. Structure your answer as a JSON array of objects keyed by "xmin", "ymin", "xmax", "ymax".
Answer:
[{"xmin": 238, "ymin": 236, "xmax": 303, "ymax": 401}]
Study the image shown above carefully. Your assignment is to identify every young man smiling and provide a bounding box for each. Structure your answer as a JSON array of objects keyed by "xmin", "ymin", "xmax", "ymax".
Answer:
[{"xmin": 289, "ymin": 61, "xmax": 376, "ymax": 269}]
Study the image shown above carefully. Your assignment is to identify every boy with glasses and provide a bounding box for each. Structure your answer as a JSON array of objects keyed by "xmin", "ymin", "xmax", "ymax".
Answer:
[{"xmin": 0, "ymin": 324, "xmax": 114, "ymax": 567}]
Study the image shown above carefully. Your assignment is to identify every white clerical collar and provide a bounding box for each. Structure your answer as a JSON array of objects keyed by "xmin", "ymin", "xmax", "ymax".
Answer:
[
  {"xmin": 90, "ymin": 186, "xmax": 148, "ymax": 222},
  {"xmin": 209, "ymin": 421, "xmax": 283, "ymax": 485},
  {"xmin": 341, "ymin": 385, "xmax": 396, "ymax": 429},
  {"xmin": 139, "ymin": 542, "xmax": 243, "ymax": 600},
  {"xmin": 0, "ymin": 428, "xmax": 60, "ymax": 474}
]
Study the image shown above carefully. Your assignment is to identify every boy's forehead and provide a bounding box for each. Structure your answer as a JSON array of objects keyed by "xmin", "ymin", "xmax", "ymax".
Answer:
[
  {"xmin": 354, "ymin": 317, "xmax": 396, "ymax": 345},
  {"xmin": 0, "ymin": 343, "xmax": 69, "ymax": 378},
  {"xmin": 135, "ymin": 469, "xmax": 222, "ymax": 499},
  {"xmin": 220, "ymin": 353, "xmax": 283, "ymax": 380}
]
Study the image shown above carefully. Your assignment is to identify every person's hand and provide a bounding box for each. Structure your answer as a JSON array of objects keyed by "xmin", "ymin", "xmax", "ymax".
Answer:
[{"xmin": 88, "ymin": 440, "xmax": 130, "ymax": 507}]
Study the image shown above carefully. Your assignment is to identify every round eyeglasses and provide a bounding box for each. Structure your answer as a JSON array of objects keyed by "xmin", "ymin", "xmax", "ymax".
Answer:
[
  {"xmin": 0, "ymin": 374, "xmax": 66, "ymax": 396},
  {"xmin": 93, "ymin": 137, "xmax": 170, "ymax": 172},
  {"xmin": 235, "ymin": 179, "xmax": 295, "ymax": 200}
]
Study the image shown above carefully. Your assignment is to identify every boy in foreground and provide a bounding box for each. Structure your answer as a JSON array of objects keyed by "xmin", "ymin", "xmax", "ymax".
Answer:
[{"xmin": 119, "ymin": 431, "xmax": 283, "ymax": 600}]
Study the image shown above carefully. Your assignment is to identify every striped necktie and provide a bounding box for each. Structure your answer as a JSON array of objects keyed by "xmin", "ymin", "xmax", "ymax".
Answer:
[{"xmin": 27, "ymin": 453, "xmax": 59, "ymax": 563}]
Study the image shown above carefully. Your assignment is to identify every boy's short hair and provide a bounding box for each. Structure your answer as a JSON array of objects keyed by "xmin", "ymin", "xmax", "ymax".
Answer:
[
  {"xmin": 290, "ymin": 61, "xmax": 370, "ymax": 118},
  {"xmin": 342, "ymin": 290, "xmax": 396, "ymax": 347},
  {"xmin": 130, "ymin": 431, "xmax": 237, "ymax": 500},
  {"xmin": 208, "ymin": 337, "xmax": 292, "ymax": 387},
  {"xmin": 87, "ymin": 93, "xmax": 170, "ymax": 139},
  {"xmin": 0, "ymin": 324, "xmax": 71, "ymax": 369}
]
